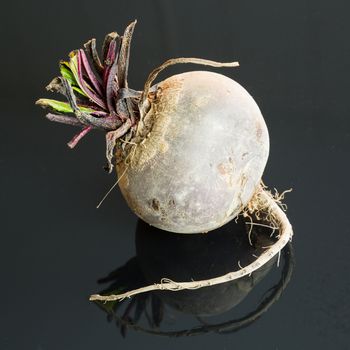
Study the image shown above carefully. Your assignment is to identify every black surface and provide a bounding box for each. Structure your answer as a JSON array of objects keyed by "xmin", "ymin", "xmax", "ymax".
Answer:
[{"xmin": 1, "ymin": 0, "xmax": 350, "ymax": 349}]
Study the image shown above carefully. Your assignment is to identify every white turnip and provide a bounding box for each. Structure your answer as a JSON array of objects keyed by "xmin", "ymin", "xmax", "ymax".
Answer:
[
  {"xmin": 36, "ymin": 21, "xmax": 293, "ymax": 301},
  {"xmin": 117, "ymin": 69, "xmax": 269, "ymax": 233}
]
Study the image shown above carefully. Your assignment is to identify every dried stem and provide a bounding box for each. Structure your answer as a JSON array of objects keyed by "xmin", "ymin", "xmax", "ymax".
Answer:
[
  {"xmin": 37, "ymin": 23, "xmax": 240, "ymax": 157},
  {"xmin": 139, "ymin": 58, "xmax": 239, "ymax": 119},
  {"xmin": 89, "ymin": 185, "xmax": 293, "ymax": 302},
  {"xmin": 37, "ymin": 22, "xmax": 138, "ymax": 150},
  {"xmin": 84, "ymin": 38, "xmax": 104, "ymax": 73},
  {"xmin": 45, "ymin": 113, "xmax": 83, "ymax": 127}
]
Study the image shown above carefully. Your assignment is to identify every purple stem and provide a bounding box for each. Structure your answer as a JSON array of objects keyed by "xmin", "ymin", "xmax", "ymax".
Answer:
[
  {"xmin": 46, "ymin": 113, "xmax": 84, "ymax": 127},
  {"xmin": 105, "ymin": 46, "xmax": 120, "ymax": 114},
  {"xmin": 67, "ymin": 125, "xmax": 93, "ymax": 149},
  {"xmin": 116, "ymin": 99, "xmax": 129, "ymax": 121},
  {"xmin": 79, "ymin": 49, "xmax": 104, "ymax": 97},
  {"xmin": 84, "ymin": 38, "xmax": 104, "ymax": 74},
  {"xmin": 61, "ymin": 78, "xmax": 115, "ymax": 129},
  {"xmin": 118, "ymin": 21, "xmax": 136, "ymax": 89},
  {"xmin": 103, "ymin": 39, "xmax": 118, "ymax": 84},
  {"xmin": 76, "ymin": 52, "xmax": 107, "ymax": 109},
  {"xmin": 102, "ymin": 33, "xmax": 118, "ymax": 66},
  {"xmin": 91, "ymin": 111, "xmax": 109, "ymax": 117}
]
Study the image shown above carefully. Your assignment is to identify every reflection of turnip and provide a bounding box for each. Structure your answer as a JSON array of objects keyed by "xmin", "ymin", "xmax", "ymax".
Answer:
[
  {"xmin": 94, "ymin": 219, "xmax": 294, "ymax": 337},
  {"xmin": 36, "ymin": 21, "xmax": 293, "ymax": 297},
  {"xmin": 135, "ymin": 218, "xmax": 276, "ymax": 316}
]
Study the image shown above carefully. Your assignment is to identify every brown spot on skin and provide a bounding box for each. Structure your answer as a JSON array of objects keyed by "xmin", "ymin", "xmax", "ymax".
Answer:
[
  {"xmin": 159, "ymin": 78, "xmax": 182, "ymax": 93},
  {"xmin": 241, "ymin": 152, "xmax": 248, "ymax": 160},
  {"xmin": 217, "ymin": 162, "xmax": 235, "ymax": 187},
  {"xmin": 256, "ymin": 121, "xmax": 263, "ymax": 140},
  {"xmin": 168, "ymin": 199, "xmax": 176, "ymax": 207},
  {"xmin": 151, "ymin": 198, "xmax": 160, "ymax": 211},
  {"xmin": 217, "ymin": 163, "xmax": 227, "ymax": 175}
]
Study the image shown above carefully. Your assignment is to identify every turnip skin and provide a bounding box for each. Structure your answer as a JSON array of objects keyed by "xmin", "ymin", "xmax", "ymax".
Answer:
[{"xmin": 117, "ymin": 71, "xmax": 269, "ymax": 233}]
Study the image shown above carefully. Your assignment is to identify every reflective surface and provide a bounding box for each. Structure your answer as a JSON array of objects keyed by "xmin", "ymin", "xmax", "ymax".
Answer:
[
  {"xmin": 2, "ymin": 0, "xmax": 350, "ymax": 349},
  {"xmin": 95, "ymin": 219, "xmax": 294, "ymax": 337}
]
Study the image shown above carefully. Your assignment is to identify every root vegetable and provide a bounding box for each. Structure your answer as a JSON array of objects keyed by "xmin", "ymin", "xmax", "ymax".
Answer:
[
  {"xmin": 36, "ymin": 21, "xmax": 293, "ymax": 298},
  {"xmin": 118, "ymin": 69, "xmax": 269, "ymax": 233}
]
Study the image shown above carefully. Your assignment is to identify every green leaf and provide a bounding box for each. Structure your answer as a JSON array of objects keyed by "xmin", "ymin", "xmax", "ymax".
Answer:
[
  {"xmin": 68, "ymin": 51, "xmax": 95, "ymax": 97},
  {"xmin": 36, "ymin": 98, "xmax": 95, "ymax": 114},
  {"xmin": 60, "ymin": 62, "xmax": 75, "ymax": 84},
  {"xmin": 68, "ymin": 50, "xmax": 107, "ymax": 110},
  {"xmin": 68, "ymin": 52, "xmax": 80, "ymax": 86},
  {"xmin": 36, "ymin": 99, "xmax": 73, "ymax": 113},
  {"xmin": 79, "ymin": 105, "xmax": 96, "ymax": 113},
  {"xmin": 60, "ymin": 61, "xmax": 87, "ymax": 97},
  {"xmin": 72, "ymin": 86, "xmax": 86, "ymax": 96}
]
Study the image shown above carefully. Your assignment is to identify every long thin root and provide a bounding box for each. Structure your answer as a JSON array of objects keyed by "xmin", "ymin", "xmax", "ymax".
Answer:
[{"xmin": 89, "ymin": 185, "xmax": 293, "ymax": 302}]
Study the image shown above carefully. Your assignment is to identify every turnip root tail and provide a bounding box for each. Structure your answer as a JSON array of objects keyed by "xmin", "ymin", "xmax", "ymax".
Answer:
[{"xmin": 89, "ymin": 185, "xmax": 293, "ymax": 302}]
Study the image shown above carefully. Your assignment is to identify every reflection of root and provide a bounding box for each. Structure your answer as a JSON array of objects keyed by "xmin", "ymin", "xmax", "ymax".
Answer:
[
  {"xmin": 90, "ymin": 184, "xmax": 293, "ymax": 302},
  {"xmin": 98, "ymin": 244, "xmax": 294, "ymax": 337}
]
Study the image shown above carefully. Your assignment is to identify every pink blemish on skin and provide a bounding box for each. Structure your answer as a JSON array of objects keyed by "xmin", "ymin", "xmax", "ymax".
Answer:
[
  {"xmin": 217, "ymin": 163, "xmax": 227, "ymax": 175},
  {"xmin": 217, "ymin": 162, "xmax": 235, "ymax": 187}
]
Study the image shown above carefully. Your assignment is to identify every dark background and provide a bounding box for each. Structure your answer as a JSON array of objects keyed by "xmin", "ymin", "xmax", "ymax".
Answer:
[{"xmin": 1, "ymin": 0, "xmax": 350, "ymax": 349}]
